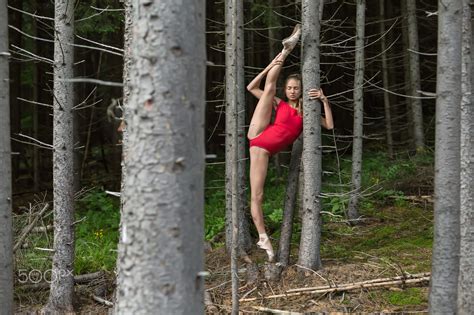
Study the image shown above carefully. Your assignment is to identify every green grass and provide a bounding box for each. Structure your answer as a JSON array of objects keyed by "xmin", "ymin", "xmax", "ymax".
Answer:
[{"xmin": 384, "ymin": 288, "xmax": 427, "ymax": 306}]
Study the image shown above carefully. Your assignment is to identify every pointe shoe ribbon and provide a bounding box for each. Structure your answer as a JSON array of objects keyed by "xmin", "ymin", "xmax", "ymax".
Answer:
[
  {"xmin": 282, "ymin": 24, "xmax": 302, "ymax": 52},
  {"xmin": 257, "ymin": 237, "xmax": 275, "ymax": 262}
]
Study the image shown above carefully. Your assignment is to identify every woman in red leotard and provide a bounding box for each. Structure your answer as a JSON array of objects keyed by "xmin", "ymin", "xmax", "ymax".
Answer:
[{"xmin": 246, "ymin": 25, "xmax": 334, "ymax": 261}]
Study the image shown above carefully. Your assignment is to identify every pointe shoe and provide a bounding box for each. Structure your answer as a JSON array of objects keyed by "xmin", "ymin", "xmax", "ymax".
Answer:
[
  {"xmin": 257, "ymin": 237, "xmax": 275, "ymax": 262},
  {"xmin": 282, "ymin": 24, "xmax": 302, "ymax": 53}
]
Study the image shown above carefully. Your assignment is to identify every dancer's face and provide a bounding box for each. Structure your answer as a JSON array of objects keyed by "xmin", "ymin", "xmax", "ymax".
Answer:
[{"xmin": 285, "ymin": 79, "xmax": 301, "ymax": 101}]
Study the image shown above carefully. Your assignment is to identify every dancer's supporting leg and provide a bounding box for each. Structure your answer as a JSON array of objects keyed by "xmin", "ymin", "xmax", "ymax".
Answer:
[{"xmin": 249, "ymin": 146, "xmax": 274, "ymax": 261}]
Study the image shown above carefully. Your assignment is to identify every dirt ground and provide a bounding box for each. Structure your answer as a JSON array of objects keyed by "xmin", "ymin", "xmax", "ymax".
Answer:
[
  {"xmin": 15, "ymin": 205, "xmax": 432, "ymax": 314},
  {"xmin": 14, "ymin": 250, "xmax": 430, "ymax": 315},
  {"xmin": 204, "ymin": 246, "xmax": 429, "ymax": 314}
]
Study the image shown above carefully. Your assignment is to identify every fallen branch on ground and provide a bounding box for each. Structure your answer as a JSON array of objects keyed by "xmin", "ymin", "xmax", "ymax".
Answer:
[
  {"xmin": 240, "ymin": 272, "xmax": 430, "ymax": 302},
  {"xmin": 92, "ymin": 294, "xmax": 113, "ymax": 307},
  {"xmin": 13, "ymin": 203, "xmax": 49, "ymax": 253},
  {"xmin": 252, "ymin": 306, "xmax": 303, "ymax": 314}
]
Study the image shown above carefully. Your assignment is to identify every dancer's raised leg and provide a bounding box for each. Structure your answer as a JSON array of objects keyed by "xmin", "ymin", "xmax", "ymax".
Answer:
[{"xmin": 247, "ymin": 53, "xmax": 286, "ymax": 139}]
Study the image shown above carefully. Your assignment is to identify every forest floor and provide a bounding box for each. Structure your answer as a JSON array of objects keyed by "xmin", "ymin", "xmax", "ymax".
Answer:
[
  {"xmin": 13, "ymin": 151, "xmax": 434, "ymax": 314},
  {"xmin": 204, "ymin": 204, "xmax": 433, "ymax": 314}
]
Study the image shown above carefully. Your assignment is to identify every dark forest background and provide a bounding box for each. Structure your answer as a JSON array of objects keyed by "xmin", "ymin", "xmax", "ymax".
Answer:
[{"xmin": 9, "ymin": 0, "xmax": 437, "ymax": 196}]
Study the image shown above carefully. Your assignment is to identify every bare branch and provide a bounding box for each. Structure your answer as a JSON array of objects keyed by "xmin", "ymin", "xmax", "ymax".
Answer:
[
  {"xmin": 59, "ymin": 78, "xmax": 123, "ymax": 87},
  {"xmin": 7, "ymin": 5, "xmax": 54, "ymax": 21}
]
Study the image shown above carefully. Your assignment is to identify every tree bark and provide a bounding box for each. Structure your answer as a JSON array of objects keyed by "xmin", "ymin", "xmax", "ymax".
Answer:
[
  {"xmin": 298, "ymin": 0, "xmax": 323, "ymax": 271},
  {"xmin": 114, "ymin": 1, "xmax": 206, "ymax": 313},
  {"xmin": 428, "ymin": 1, "xmax": 462, "ymax": 313},
  {"xmin": 8, "ymin": 0, "xmax": 21, "ymax": 190},
  {"xmin": 113, "ymin": 0, "xmax": 133, "ymax": 310},
  {"xmin": 278, "ymin": 136, "xmax": 302, "ymax": 266},
  {"xmin": 229, "ymin": 2, "xmax": 241, "ymax": 313},
  {"xmin": 347, "ymin": 0, "xmax": 365, "ymax": 222},
  {"xmin": 457, "ymin": 0, "xmax": 474, "ymax": 312},
  {"xmin": 0, "ymin": 0, "xmax": 13, "ymax": 310},
  {"xmin": 225, "ymin": 0, "xmax": 252, "ymax": 253},
  {"xmin": 269, "ymin": 0, "xmax": 283, "ymax": 176},
  {"xmin": 44, "ymin": 0, "xmax": 76, "ymax": 312},
  {"xmin": 406, "ymin": 0, "xmax": 425, "ymax": 151},
  {"xmin": 379, "ymin": 0, "xmax": 394, "ymax": 158},
  {"xmin": 401, "ymin": 0, "xmax": 414, "ymax": 147}
]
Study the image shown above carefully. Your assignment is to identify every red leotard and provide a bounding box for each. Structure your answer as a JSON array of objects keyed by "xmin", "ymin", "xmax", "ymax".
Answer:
[{"xmin": 249, "ymin": 100, "xmax": 303, "ymax": 155}]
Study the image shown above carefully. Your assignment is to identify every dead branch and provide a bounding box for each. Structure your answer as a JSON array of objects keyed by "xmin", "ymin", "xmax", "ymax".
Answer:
[
  {"xmin": 252, "ymin": 306, "xmax": 303, "ymax": 315},
  {"xmin": 240, "ymin": 273, "xmax": 430, "ymax": 302},
  {"xmin": 204, "ymin": 291, "xmax": 219, "ymax": 313},
  {"xmin": 91, "ymin": 294, "xmax": 113, "ymax": 307},
  {"xmin": 13, "ymin": 204, "xmax": 50, "ymax": 253},
  {"xmin": 31, "ymin": 225, "xmax": 53, "ymax": 233}
]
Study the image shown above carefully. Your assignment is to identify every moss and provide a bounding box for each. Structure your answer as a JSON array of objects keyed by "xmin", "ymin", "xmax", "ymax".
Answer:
[{"xmin": 384, "ymin": 288, "xmax": 427, "ymax": 306}]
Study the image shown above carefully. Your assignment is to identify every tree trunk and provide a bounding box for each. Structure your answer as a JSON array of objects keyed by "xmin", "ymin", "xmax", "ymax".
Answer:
[
  {"xmin": 9, "ymin": 0, "xmax": 22, "ymax": 191},
  {"xmin": 44, "ymin": 0, "xmax": 76, "ymax": 312},
  {"xmin": 269, "ymin": 0, "xmax": 283, "ymax": 176},
  {"xmin": 225, "ymin": 0, "xmax": 252, "ymax": 253},
  {"xmin": 406, "ymin": 0, "xmax": 425, "ymax": 151},
  {"xmin": 379, "ymin": 0, "xmax": 394, "ymax": 158},
  {"xmin": 457, "ymin": 0, "xmax": 474, "ymax": 312},
  {"xmin": 114, "ymin": 1, "xmax": 206, "ymax": 313},
  {"xmin": 401, "ymin": 0, "xmax": 414, "ymax": 147},
  {"xmin": 113, "ymin": 0, "xmax": 133, "ymax": 310},
  {"xmin": 278, "ymin": 136, "xmax": 302, "ymax": 266},
  {"xmin": 298, "ymin": 0, "xmax": 323, "ymax": 271},
  {"xmin": 428, "ymin": 0, "xmax": 462, "ymax": 313},
  {"xmin": 347, "ymin": 0, "xmax": 365, "ymax": 222},
  {"xmin": 0, "ymin": 0, "xmax": 13, "ymax": 310}
]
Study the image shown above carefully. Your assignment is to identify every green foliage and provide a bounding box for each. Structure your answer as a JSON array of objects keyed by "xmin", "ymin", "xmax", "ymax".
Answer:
[
  {"xmin": 204, "ymin": 165, "xmax": 226, "ymax": 240},
  {"xmin": 384, "ymin": 288, "xmax": 426, "ymax": 306},
  {"xmin": 325, "ymin": 196, "xmax": 348, "ymax": 216},
  {"xmin": 75, "ymin": 189, "xmax": 120, "ymax": 273},
  {"xmin": 75, "ymin": 1, "xmax": 124, "ymax": 37},
  {"xmin": 268, "ymin": 208, "xmax": 283, "ymax": 224}
]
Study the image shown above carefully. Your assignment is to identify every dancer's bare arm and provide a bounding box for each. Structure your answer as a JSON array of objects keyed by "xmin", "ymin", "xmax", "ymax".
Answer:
[
  {"xmin": 308, "ymin": 88, "xmax": 334, "ymax": 130},
  {"xmin": 247, "ymin": 54, "xmax": 282, "ymax": 104}
]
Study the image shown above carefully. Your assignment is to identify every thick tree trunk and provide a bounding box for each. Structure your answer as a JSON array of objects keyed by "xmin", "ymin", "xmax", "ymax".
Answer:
[
  {"xmin": 347, "ymin": 0, "xmax": 365, "ymax": 222},
  {"xmin": 225, "ymin": 0, "xmax": 252, "ymax": 253},
  {"xmin": 278, "ymin": 136, "xmax": 302, "ymax": 266},
  {"xmin": 428, "ymin": 1, "xmax": 462, "ymax": 313},
  {"xmin": 457, "ymin": 0, "xmax": 474, "ymax": 312},
  {"xmin": 44, "ymin": 0, "xmax": 76, "ymax": 312},
  {"xmin": 298, "ymin": 0, "xmax": 323, "ymax": 270},
  {"xmin": 0, "ymin": 0, "xmax": 13, "ymax": 310},
  {"xmin": 406, "ymin": 0, "xmax": 425, "ymax": 151},
  {"xmin": 379, "ymin": 0, "xmax": 394, "ymax": 158},
  {"xmin": 115, "ymin": 1, "xmax": 206, "ymax": 313},
  {"xmin": 113, "ymin": 0, "xmax": 133, "ymax": 310}
]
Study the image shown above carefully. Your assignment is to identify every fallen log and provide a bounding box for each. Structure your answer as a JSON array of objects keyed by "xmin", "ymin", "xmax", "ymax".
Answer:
[{"xmin": 240, "ymin": 274, "xmax": 430, "ymax": 302}]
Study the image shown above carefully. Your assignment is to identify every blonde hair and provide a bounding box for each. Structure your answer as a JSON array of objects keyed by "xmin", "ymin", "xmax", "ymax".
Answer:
[{"xmin": 285, "ymin": 74, "xmax": 303, "ymax": 115}]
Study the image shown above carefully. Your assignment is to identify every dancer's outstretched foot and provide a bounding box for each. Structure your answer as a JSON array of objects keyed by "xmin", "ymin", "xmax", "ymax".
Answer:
[
  {"xmin": 257, "ymin": 233, "xmax": 275, "ymax": 262},
  {"xmin": 282, "ymin": 24, "xmax": 301, "ymax": 57}
]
